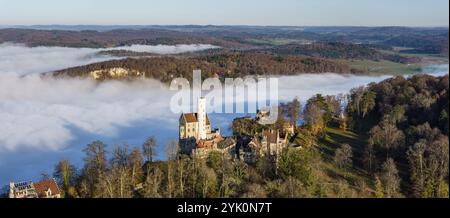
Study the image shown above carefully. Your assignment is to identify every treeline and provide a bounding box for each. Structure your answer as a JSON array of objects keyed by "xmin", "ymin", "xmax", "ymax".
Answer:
[
  {"xmin": 0, "ymin": 28, "xmax": 247, "ymax": 48},
  {"xmin": 268, "ymin": 42, "xmax": 421, "ymax": 64},
  {"xmin": 385, "ymin": 34, "xmax": 449, "ymax": 56},
  {"xmin": 96, "ymin": 50, "xmax": 159, "ymax": 57},
  {"xmin": 53, "ymin": 138, "xmax": 327, "ymax": 198},
  {"xmin": 54, "ymin": 52, "xmax": 358, "ymax": 82}
]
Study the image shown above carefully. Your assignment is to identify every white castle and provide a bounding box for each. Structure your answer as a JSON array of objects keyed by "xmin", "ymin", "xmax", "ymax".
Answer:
[
  {"xmin": 179, "ymin": 97, "xmax": 221, "ymax": 142},
  {"xmin": 178, "ymin": 97, "xmax": 291, "ymax": 161},
  {"xmin": 179, "ymin": 97, "xmax": 225, "ymax": 157}
]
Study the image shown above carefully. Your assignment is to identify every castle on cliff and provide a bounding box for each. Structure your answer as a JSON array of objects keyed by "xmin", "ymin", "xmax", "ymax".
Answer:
[{"xmin": 179, "ymin": 97, "xmax": 232, "ymax": 158}]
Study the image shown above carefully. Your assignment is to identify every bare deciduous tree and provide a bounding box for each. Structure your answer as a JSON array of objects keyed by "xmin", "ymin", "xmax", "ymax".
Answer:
[
  {"xmin": 143, "ymin": 136, "xmax": 157, "ymax": 163},
  {"xmin": 380, "ymin": 158, "xmax": 401, "ymax": 198},
  {"xmin": 334, "ymin": 144, "xmax": 353, "ymax": 169}
]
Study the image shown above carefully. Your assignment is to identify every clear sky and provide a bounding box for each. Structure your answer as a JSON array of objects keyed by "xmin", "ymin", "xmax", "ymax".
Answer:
[{"xmin": 0, "ymin": 0, "xmax": 448, "ymax": 26}]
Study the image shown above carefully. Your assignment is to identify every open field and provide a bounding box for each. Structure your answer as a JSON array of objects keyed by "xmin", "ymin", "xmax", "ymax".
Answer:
[{"xmin": 344, "ymin": 48, "xmax": 449, "ymax": 75}]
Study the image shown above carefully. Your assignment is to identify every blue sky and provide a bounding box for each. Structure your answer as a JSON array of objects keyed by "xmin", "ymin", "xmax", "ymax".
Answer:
[{"xmin": 0, "ymin": 0, "xmax": 448, "ymax": 26}]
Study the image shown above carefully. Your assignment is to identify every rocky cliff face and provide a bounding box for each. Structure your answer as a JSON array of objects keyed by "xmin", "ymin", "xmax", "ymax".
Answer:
[{"xmin": 89, "ymin": 67, "xmax": 144, "ymax": 80}]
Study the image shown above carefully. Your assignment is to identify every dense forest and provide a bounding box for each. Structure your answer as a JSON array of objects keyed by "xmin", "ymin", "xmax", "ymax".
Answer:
[
  {"xmin": 346, "ymin": 74, "xmax": 449, "ymax": 197},
  {"xmin": 49, "ymin": 74, "xmax": 448, "ymax": 198},
  {"xmin": 267, "ymin": 42, "xmax": 421, "ymax": 64},
  {"xmin": 54, "ymin": 52, "xmax": 358, "ymax": 82}
]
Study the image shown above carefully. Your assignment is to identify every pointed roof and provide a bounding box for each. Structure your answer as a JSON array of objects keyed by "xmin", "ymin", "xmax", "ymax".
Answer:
[
  {"xmin": 34, "ymin": 179, "xmax": 60, "ymax": 197},
  {"xmin": 181, "ymin": 113, "xmax": 211, "ymax": 125},
  {"xmin": 182, "ymin": 113, "xmax": 198, "ymax": 123}
]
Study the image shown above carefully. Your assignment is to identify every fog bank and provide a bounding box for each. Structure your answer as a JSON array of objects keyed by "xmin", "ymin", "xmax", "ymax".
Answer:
[{"xmin": 0, "ymin": 43, "xmax": 220, "ymax": 76}]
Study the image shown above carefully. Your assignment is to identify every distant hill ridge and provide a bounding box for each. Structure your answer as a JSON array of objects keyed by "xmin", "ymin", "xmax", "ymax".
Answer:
[{"xmin": 1, "ymin": 26, "xmax": 447, "ymax": 55}]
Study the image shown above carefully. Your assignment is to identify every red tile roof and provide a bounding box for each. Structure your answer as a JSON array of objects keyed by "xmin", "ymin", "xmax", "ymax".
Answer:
[
  {"xmin": 197, "ymin": 140, "xmax": 214, "ymax": 149},
  {"xmin": 34, "ymin": 179, "xmax": 60, "ymax": 197}
]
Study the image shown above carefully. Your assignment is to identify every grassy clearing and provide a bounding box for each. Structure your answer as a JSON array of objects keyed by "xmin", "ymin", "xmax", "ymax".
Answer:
[
  {"xmin": 342, "ymin": 49, "xmax": 448, "ymax": 76},
  {"xmin": 315, "ymin": 127, "xmax": 374, "ymax": 196},
  {"xmin": 345, "ymin": 48, "xmax": 449, "ymax": 76}
]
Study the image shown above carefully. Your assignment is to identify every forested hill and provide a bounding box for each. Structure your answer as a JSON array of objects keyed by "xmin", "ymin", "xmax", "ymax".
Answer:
[
  {"xmin": 345, "ymin": 74, "xmax": 449, "ymax": 198},
  {"xmin": 53, "ymin": 52, "xmax": 359, "ymax": 82},
  {"xmin": 267, "ymin": 42, "xmax": 421, "ymax": 64},
  {"xmin": 0, "ymin": 28, "xmax": 250, "ymax": 48}
]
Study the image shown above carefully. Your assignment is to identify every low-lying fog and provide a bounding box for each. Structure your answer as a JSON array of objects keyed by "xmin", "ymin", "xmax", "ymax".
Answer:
[
  {"xmin": 0, "ymin": 43, "xmax": 220, "ymax": 75},
  {"xmin": 0, "ymin": 43, "xmax": 448, "ymax": 185}
]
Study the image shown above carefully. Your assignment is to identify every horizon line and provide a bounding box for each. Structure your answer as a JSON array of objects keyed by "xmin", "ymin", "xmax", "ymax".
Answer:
[{"xmin": 1, "ymin": 24, "xmax": 449, "ymax": 28}]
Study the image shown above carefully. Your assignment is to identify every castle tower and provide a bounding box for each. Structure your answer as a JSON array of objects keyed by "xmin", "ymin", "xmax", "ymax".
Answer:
[
  {"xmin": 9, "ymin": 182, "xmax": 15, "ymax": 198},
  {"xmin": 197, "ymin": 97, "xmax": 207, "ymax": 140}
]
